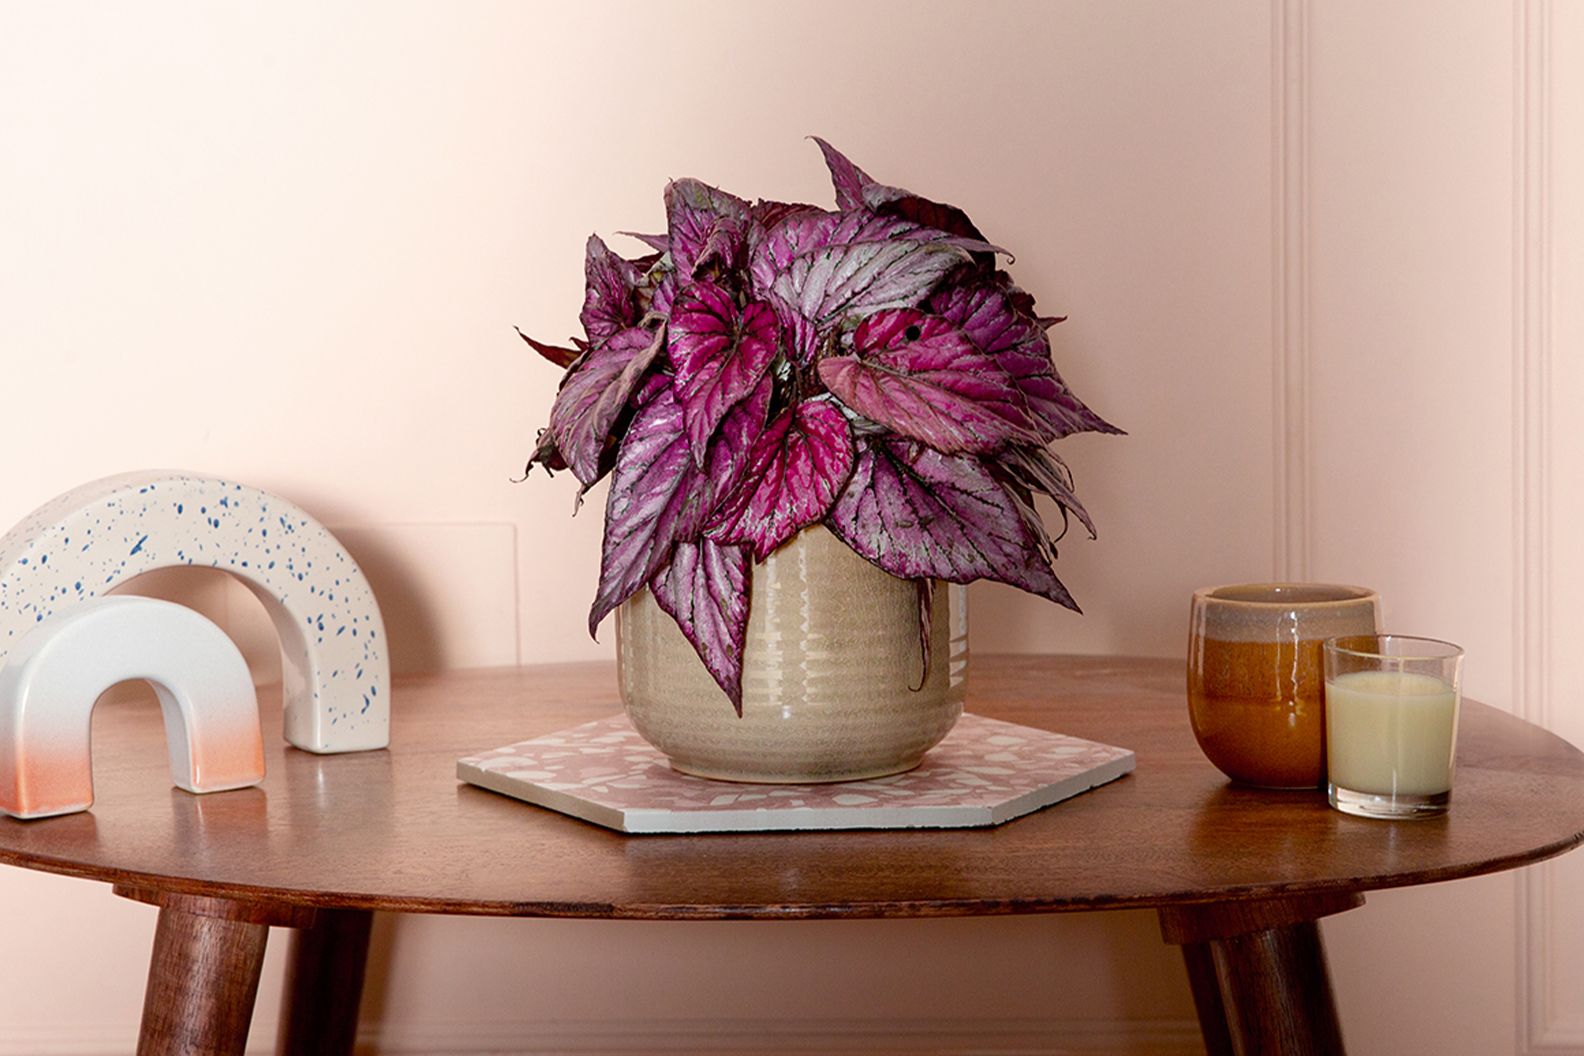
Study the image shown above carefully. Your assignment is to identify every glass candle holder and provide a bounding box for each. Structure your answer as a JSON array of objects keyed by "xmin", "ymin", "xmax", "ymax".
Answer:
[{"xmin": 1323, "ymin": 634, "xmax": 1464, "ymax": 819}]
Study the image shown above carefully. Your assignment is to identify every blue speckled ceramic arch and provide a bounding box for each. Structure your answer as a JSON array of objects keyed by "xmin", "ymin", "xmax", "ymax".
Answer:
[{"xmin": 0, "ymin": 471, "xmax": 389, "ymax": 753}]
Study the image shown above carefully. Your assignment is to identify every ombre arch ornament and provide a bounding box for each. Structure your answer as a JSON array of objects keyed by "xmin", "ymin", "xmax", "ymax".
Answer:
[
  {"xmin": 0, "ymin": 472, "xmax": 389, "ymax": 787},
  {"xmin": 0, "ymin": 597, "xmax": 265, "ymax": 819}
]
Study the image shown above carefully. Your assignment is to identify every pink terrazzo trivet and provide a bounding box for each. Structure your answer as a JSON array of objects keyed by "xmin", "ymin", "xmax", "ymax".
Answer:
[{"xmin": 456, "ymin": 714, "xmax": 1135, "ymax": 834}]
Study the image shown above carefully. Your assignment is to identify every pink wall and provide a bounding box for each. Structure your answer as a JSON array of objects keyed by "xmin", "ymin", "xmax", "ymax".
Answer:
[{"xmin": 1, "ymin": 1, "xmax": 1579, "ymax": 1052}]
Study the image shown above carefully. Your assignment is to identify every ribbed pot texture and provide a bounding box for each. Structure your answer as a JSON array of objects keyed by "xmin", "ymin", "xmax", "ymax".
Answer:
[{"xmin": 617, "ymin": 526, "xmax": 968, "ymax": 783}]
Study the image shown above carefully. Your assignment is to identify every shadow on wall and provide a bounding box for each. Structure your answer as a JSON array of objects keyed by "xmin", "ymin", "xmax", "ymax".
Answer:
[
  {"xmin": 967, "ymin": 578, "xmax": 1186, "ymax": 659},
  {"xmin": 330, "ymin": 526, "xmax": 444, "ymax": 676}
]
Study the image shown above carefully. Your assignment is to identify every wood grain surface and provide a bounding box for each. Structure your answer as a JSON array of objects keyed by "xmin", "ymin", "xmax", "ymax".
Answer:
[
  {"xmin": 0, "ymin": 656, "xmax": 1580, "ymax": 920},
  {"xmin": 135, "ymin": 894, "xmax": 268, "ymax": 1056}
]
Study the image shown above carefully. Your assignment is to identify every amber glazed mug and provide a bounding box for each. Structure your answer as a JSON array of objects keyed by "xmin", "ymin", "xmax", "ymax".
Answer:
[{"xmin": 1187, "ymin": 583, "xmax": 1381, "ymax": 789}]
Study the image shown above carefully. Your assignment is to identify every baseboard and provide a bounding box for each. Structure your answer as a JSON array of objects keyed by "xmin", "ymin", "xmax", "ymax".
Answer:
[
  {"xmin": 1527, "ymin": 1015, "xmax": 1584, "ymax": 1053},
  {"xmin": 0, "ymin": 1018, "xmax": 1205, "ymax": 1056},
  {"xmin": 351, "ymin": 1018, "xmax": 1205, "ymax": 1056},
  {"xmin": 0, "ymin": 1026, "xmax": 140, "ymax": 1056}
]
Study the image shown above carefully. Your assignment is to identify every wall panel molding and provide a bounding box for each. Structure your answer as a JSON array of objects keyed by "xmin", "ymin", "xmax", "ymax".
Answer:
[
  {"xmin": 1512, "ymin": 0, "xmax": 1569, "ymax": 1051},
  {"xmin": 1273, "ymin": 0, "xmax": 1311, "ymax": 581}
]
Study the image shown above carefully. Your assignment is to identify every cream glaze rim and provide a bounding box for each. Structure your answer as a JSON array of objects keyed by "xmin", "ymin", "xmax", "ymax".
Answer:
[
  {"xmin": 1192, "ymin": 582, "xmax": 1378, "ymax": 607},
  {"xmin": 1191, "ymin": 583, "xmax": 1381, "ymax": 644}
]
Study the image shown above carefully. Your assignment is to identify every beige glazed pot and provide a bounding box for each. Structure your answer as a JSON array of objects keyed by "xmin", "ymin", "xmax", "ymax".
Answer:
[{"xmin": 617, "ymin": 526, "xmax": 968, "ymax": 783}]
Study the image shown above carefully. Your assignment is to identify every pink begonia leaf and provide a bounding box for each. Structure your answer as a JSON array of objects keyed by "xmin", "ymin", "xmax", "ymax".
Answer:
[
  {"xmin": 515, "ymin": 326, "xmax": 580, "ymax": 369},
  {"xmin": 750, "ymin": 198, "xmax": 824, "ymax": 232},
  {"xmin": 619, "ymin": 231, "xmax": 670, "ymax": 254},
  {"xmin": 666, "ymin": 178, "xmax": 750, "ymax": 279},
  {"xmin": 1000, "ymin": 476, "xmax": 1061, "ymax": 579},
  {"xmin": 563, "ymin": 366, "xmax": 684, "ymax": 515},
  {"xmin": 649, "ymin": 539, "xmax": 751, "ymax": 713},
  {"xmin": 819, "ymin": 309, "xmax": 1038, "ymax": 454},
  {"xmin": 703, "ymin": 374, "xmax": 772, "ymax": 502},
  {"xmin": 826, "ymin": 438, "xmax": 1078, "ymax": 610},
  {"xmin": 707, "ymin": 398, "xmax": 854, "ymax": 561},
  {"xmin": 748, "ymin": 210, "xmax": 999, "ymax": 360},
  {"xmin": 669, "ymin": 279, "xmax": 782, "ymax": 464},
  {"xmin": 811, "ymin": 137, "xmax": 872, "ymax": 211},
  {"xmin": 580, "ymin": 235, "xmax": 643, "ymax": 345},
  {"xmin": 811, "ymin": 137, "xmax": 989, "ymax": 244},
  {"xmin": 930, "ymin": 279, "xmax": 1121, "ymax": 440},
  {"xmin": 588, "ymin": 386, "xmax": 712, "ymax": 636},
  {"xmin": 633, "ymin": 369, "xmax": 673, "ymax": 407},
  {"xmin": 648, "ymin": 270, "xmax": 678, "ymax": 321},
  {"xmin": 549, "ymin": 324, "xmax": 666, "ymax": 485},
  {"xmin": 869, "ymin": 190, "xmax": 989, "ymax": 247},
  {"xmin": 522, "ymin": 428, "xmax": 566, "ymax": 476},
  {"xmin": 913, "ymin": 578, "xmax": 934, "ymax": 692},
  {"xmin": 1000, "ymin": 445, "xmax": 1097, "ymax": 540}
]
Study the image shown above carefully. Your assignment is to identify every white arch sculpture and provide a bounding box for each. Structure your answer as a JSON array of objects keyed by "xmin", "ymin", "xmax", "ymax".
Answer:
[
  {"xmin": 0, "ymin": 597, "xmax": 265, "ymax": 819},
  {"xmin": 0, "ymin": 471, "xmax": 389, "ymax": 754}
]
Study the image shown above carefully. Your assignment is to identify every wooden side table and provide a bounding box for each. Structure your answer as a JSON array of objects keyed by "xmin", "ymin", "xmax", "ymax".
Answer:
[{"xmin": 1, "ymin": 656, "xmax": 1580, "ymax": 1055}]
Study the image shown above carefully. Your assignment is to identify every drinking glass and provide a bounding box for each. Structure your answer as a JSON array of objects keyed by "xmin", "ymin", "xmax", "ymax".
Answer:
[{"xmin": 1324, "ymin": 634, "xmax": 1464, "ymax": 819}]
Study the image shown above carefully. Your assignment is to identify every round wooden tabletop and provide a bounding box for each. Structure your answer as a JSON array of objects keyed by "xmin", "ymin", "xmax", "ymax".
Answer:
[{"xmin": 2, "ymin": 656, "xmax": 1581, "ymax": 920}]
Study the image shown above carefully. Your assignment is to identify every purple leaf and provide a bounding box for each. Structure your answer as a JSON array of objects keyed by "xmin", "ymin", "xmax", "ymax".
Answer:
[
  {"xmin": 620, "ymin": 231, "xmax": 670, "ymax": 254},
  {"xmin": 811, "ymin": 137, "xmax": 989, "ymax": 243},
  {"xmin": 871, "ymin": 191, "xmax": 989, "ymax": 246},
  {"xmin": 669, "ymin": 279, "xmax": 782, "ymax": 464},
  {"xmin": 666, "ymin": 178, "xmax": 750, "ymax": 279},
  {"xmin": 515, "ymin": 326, "xmax": 580, "ymax": 369},
  {"xmin": 913, "ymin": 578, "xmax": 934, "ymax": 692},
  {"xmin": 588, "ymin": 386, "xmax": 712, "ymax": 636},
  {"xmin": 550, "ymin": 324, "xmax": 666, "ymax": 485},
  {"xmin": 522, "ymin": 427, "xmax": 566, "ymax": 476},
  {"xmin": 819, "ymin": 309, "xmax": 1037, "ymax": 454},
  {"xmin": 1000, "ymin": 445, "xmax": 1096, "ymax": 539},
  {"xmin": 750, "ymin": 198, "xmax": 824, "ymax": 232},
  {"xmin": 580, "ymin": 235, "xmax": 643, "ymax": 345},
  {"xmin": 827, "ymin": 438, "xmax": 1078, "ymax": 610},
  {"xmin": 748, "ymin": 210, "xmax": 998, "ymax": 359},
  {"xmin": 811, "ymin": 137, "xmax": 872, "ymax": 211},
  {"xmin": 703, "ymin": 374, "xmax": 773, "ymax": 503},
  {"xmin": 707, "ymin": 398, "xmax": 855, "ymax": 561},
  {"xmin": 1000, "ymin": 476, "xmax": 1061, "ymax": 579},
  {"xmin": 648, "ymin": 270, "xmax": 678, "ymax": 320},
  {"xmin": 649, "ymin": 539, "xmax": 751, "ymax": 714},
  {"xmin": 634, "ymin": 369, "xmax": 673, "ymax": 407},
  {"xmin": 930, "ymin": 279, "xmax": 1121, "ymax": 440}
]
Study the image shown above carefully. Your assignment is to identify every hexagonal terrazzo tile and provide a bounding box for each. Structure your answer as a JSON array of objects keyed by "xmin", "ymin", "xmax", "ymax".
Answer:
[{"xmin": 457, "ymin": 713, "xmax": 1135, "ymax": 834}]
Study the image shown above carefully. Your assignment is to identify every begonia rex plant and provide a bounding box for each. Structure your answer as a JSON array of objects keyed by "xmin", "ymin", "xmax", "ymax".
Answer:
[{"xmin": 522, "ymin": 139, "xmax": 1119, "ymax": 713}]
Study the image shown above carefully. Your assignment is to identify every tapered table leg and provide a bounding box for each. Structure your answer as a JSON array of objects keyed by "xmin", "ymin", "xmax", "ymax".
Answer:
[
  {"xmin": 276, "ymin": 909, "xmax": 374, "ymax": 1055},
  {"xmin": 1159, "ymin": 892, "xmax": 1363, "ymax": 1056},
  {"xmin": 1180, "ymin": 941, "xmax": 1235, "ymax": 1056},
  {"xmin": 136, "ymin": 896, "xmax": 269, "ymax": 1056}
]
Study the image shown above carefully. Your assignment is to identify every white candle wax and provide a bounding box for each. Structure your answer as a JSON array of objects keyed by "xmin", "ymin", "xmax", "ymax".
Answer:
[{"xmin": 1326, "ymin": 670, "xmax": 1459, "ymax": 796}]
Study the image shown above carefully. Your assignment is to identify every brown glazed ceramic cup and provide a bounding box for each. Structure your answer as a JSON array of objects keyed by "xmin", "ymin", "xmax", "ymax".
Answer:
[{"xmin": 1187, "ymin": 583, "xmax": 1381, "ymax": 789}]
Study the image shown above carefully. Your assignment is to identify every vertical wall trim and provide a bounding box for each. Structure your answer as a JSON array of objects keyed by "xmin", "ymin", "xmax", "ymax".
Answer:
[
  {"xmin": 1513, "ymin": 0, "xmax": 1561, "ymax": 1051},
  {"xmin": 1272, "ymin": 0, "xmax": 1311, "ymax": 581}
]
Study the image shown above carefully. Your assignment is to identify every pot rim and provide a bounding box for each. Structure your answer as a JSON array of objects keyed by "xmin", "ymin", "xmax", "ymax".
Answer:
[{"xmin": 1192, "ymin": 582, "xmax": 1377, "ymax": 607}]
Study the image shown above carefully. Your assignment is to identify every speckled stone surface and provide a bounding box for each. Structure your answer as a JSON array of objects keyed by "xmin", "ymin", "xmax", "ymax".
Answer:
[
  {"xmin": 457, "ymin": 713, "xmax": 1136, "ymax": 834},
  {"xmin": 0, "ymin": 471, "xmax": 388, "ymax": 753}
]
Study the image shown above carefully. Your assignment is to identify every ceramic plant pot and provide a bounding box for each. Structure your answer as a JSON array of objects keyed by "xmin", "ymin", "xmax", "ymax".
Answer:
[{"xmin": 617, "ymin": 526, "xmax": 968, "ymax": 783}]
